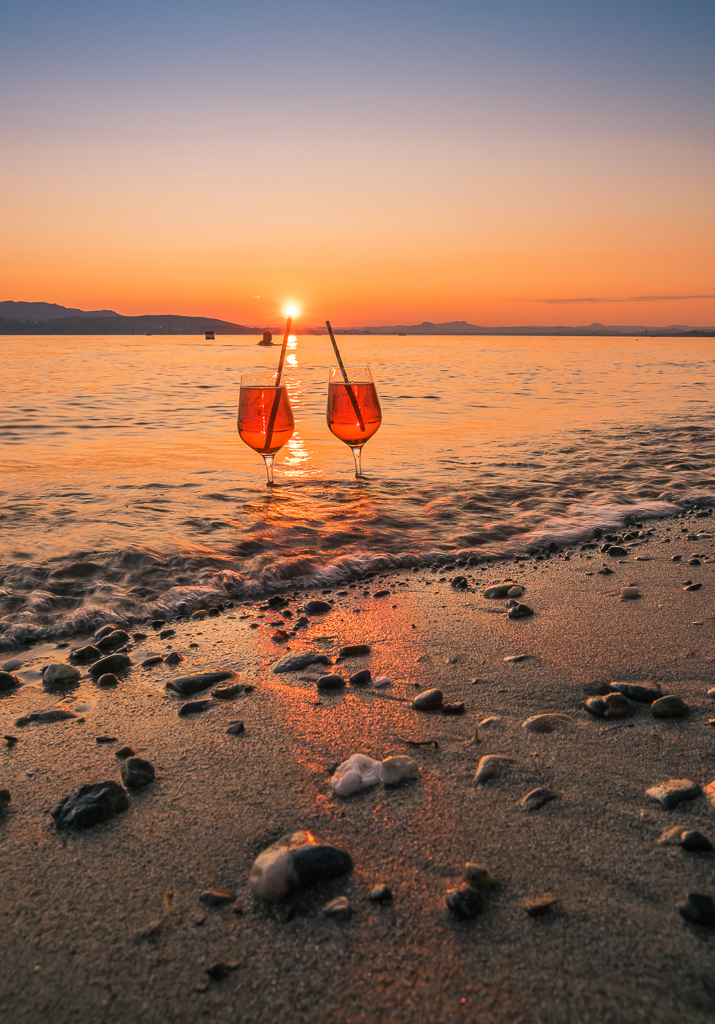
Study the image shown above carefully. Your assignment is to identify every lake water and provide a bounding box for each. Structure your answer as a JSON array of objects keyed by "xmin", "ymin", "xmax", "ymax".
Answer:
[{"xmin": 1, "ymin": 333, "xmax": 714, "ymax": 647}]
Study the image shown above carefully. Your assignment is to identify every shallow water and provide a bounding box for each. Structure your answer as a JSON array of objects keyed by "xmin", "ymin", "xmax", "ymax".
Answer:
[{"xmin": 1, "ymin": 333, "xmax": 714, "ymax": 646}]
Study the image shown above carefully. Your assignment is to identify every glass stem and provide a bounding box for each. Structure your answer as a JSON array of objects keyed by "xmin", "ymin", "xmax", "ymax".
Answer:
[
  {"xmin": 351, "ymin": 446, "xmax": 363, "ymax": 479},
  {"xmin": 263, "ymin": 454, "xmax": 275, "ymax": 486}
]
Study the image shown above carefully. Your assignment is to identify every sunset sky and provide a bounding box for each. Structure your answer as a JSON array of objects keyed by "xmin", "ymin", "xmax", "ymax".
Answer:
[{"xmin": 1, "ymin": 0, "xmax": 713, "ymax": 327}]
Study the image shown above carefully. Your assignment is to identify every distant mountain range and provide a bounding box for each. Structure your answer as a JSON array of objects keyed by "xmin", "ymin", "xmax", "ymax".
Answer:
[{"xmin": 0, "ymin": 304, "xmax": 712, "ymax": 337}]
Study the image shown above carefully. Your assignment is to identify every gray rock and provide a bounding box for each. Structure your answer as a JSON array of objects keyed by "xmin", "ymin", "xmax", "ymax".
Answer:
[
  {"xmin": 306, "ymin": 600, "xmax": 332, "ymax": 615},
  {"xmin": 164, "ymin": 652, "xmax": 183, "ymax": 666},
  {"xmin": 646, "ymin": 779, "xmax": 701, "ymax": 809},
  {"xmin": 609, "ymin": 680, "xmax": 662, "ymax": 703},
  {"xmin": 651, "ymin": 695, "xmax": 688, "ymax": 719},
  {"xmin": 212, "ymin": 684, "xmax": 243, "ymax": 699},
  {"xmin": 520, "ymin": 787, "xmax": 558, "ymax": 811},
  {"xmin": 116, "ymin": 746, "xmax": 135, "ymax": 758},
  {"xmin": 475, "ymin": 754, "xmax": 516, "ymax": 784},
  {"xmin": 316, "ymin": 674, "xmax": 346, "ymax": 690},
  {"xmin": 90, "ymin": 653, "xmax": 132, "ymax": 677},
  {"xmin": 607, "ymin": 546, "xmax": 627, "ymax": 557},
  {"xmin": 178, "ymin": 699, "xmax": 212, "ymax": 716},
  {"xmin": 679, "ymin": 893, "xmax": 715, "ymax": 926},
  {"xmin": 381, "ymin": 756, "xmax": 419, "ymax": 786},
  {"xmin": 450, "ymin": 576, "xmax": 468, "ymax": 590},
  {"xmin": 681, "ymin": 830, "xmax": 713, "ymax": 852},
  {"xmin": 322, "ymin": 895, "xmax": 352, "ymax": 919},
  {"xmin": 1, "ymin": 659, "xmax": 22, "ymax": 672},
  {"xmin": 94, "ymin": 624, "xmax": 119, "ymax": 641},
  {"xmin": 684, "ymin": 583, "xmax": 703, "ymax": 591},
  {"xmin": 339, "ymin": 644, "xmax": 371, "ymax": 657},
  {"xmin": 42, "ymin": 663, "xmax": 80, "ymax": 687},
  {"xmin": 16, "ymin": 708, "xmax": 78, "ymax": 726},
  {"xmin": 463, "ymin": 864, "xmax": 494, "ymax": 887},
  {"xmin": 373, "ymin": 590, "xmax": 391, "ymax": 598},
  {"xmin": 51, "ymin": 781, "xmax": 129, "ymax": 830},
  {"xmin": 272, "ymin": 652, "xmax": 331, "ymax": 674},
  {"xmin": 584, "ymin": 693, "xmax": 629, "ymax": 718},
  {"xmin": 120, "ymin": 757, "xmax": 155, "ymax": 789},
  {"xmin": 142, "ymin": 656, "xmax": 164, "ymax": 668},
  {"xmin": 507, "ymin": 601, "xmax": 534, "ymax": 619},
  {"xmin": 227, "ymin": 721, "xmax": 245, "ymax": 735},
  {"xmin": 412, "ymin": 689, "xmax": 443, "ymax": 710},
  {"xmin": 446, "ymin": 886, "xmax": 483, "ymax": 919},
  {"xmin": 96, "ymin": 673, "xmax": 120, "ymax": 687},
  {"xmin": 350, "ymin": 669, "xmax": 372, "ymax": 685},
  {"xmin": 441, "ymin": 702, "xmax": 465, "ymax": 715},
  {"xmin": 69, "ymin": 644, "xmax": 101, "ymax": 663},
  {"xmin": 484, "ymin": 585, "xmax": 512, "ymax": 599},
  {"xmin": 166, "ymin": 671, "xmax": 234, "ymax": 694},
  {"xmin": 0, "ymin": 671, "xmax": 22, "ymax": 690},
  {"xmin": 96, "ymin": 630, "xmax": 129, "ymax": 652},
  {"xmin": 525, "ymin": 895, "xmax": 558, "ymax": 917}
]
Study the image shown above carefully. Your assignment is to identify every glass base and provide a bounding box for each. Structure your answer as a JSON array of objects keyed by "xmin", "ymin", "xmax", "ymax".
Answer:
[
  {"xmin": 351, "ymin": 447, "xmax": 363, "ymax": 479},
  {"xmin": 262, "ymin": 454, "xmax": 274, "ymax": 486}
]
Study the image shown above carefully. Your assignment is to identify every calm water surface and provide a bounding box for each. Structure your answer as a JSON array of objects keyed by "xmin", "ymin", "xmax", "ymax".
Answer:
[{"xmin": 1, "ymin": 333, "xmax": 714, "ymax": 645}]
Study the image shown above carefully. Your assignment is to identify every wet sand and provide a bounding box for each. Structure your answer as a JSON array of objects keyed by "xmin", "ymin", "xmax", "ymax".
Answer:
[{"xmin": 2, "ymin": 513, "xmax": 715, "ymax": 1024}]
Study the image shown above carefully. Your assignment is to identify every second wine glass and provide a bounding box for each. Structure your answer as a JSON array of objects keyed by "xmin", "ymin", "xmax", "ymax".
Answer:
[{"xmin": 326, "ymin": 365, "xmax": 382, "ymax": 478}]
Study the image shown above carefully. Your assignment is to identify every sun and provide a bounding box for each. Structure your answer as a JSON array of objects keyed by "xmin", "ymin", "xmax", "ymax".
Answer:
[{"xmin": 285, "ymin": 304, "xmax": 298, "ymax": 317}]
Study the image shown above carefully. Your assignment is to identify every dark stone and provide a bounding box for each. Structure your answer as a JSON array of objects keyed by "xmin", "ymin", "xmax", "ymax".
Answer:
[
  {"xmin": 607, "ymin": 546, "xmax": 627, "ymax": 557},
  {"xmin": 684, "ymin": 583, "xmax": 703, "ymax": 591},
  {"xmin": 16, "ymin": 708, "xmax": 77, "ymax": 726},
  {"xmin": 94, "ymin": 624, "xmax": 119, "ymax": 641},
  {"xmin": 317, "ymin": 674, "xmax": 346, "ymax": 690},
  {"xmin": 412, "ymin": 689, "xmax": 443, "ymax": 710},
  {"xmin": 179, "ymin": 700, "xmax": 212, "ymax": 716},
  {"xmin": 152, "ymin": 619, "xmax": 166, "ymax": 629},
  {"xmin": 199, "ymin": 890, "xmax": 235, "ymax": 908},
  {"xmin": 96, "ymin": 630, "xmax": 129, "ymax": 652},
  {"xmin": 446, "ymin": 886, "xmax": 484, "ymax": 920},
  {"xmin": 520, "ymin": 787, "xmax": 558, "ymax": 812},
  {"xmin": 160, "ymin": 629, "xmax": 176, "ymax": 639},
  {"xmin": 90, "ymin": 653, "xmax": 132, "ymax": 677},
  {"xmin": 120, "ymin": 756, "xmax": 155, "ymax": 789},
  {"xmin": 451, "ymin": 576, "xmax": 468, "ymax": 590},
  {"xmin": 525, "ymin": 896, "xmax": 558, "ymax": 917},
  {"xmin": 0, "ymin": 671, "xmax": 21, "ymax": 690},
  {"xmin": 681, "ymin": 831, "xmax": 713, "ymax": 852},
  {"xmin": 213, "ymin": 684, "xmax": 242, "ymax": 699},
  {"xmin": 97, "ymin": 673, "xmax": 120, "ymax": 687},
  {"xmin": 339, "ymin": 644, "xmax": 371, "ymax": 658},
  {"xmin": 651, "ymin": 695, "xmax": 688, "ymax": 719},
  {"xmin": 268, "ymin": 595, "xmax": 287, "ymax": 608},
  {"xmin": 373, "ymin": 590, "xmax": 391, "ymax": 598},
  {"xmin": 368, "ymin": 884, "xmax": 392, "ymax": 902},
  {"xmin": 272, "ymin": 652, "xmax": 331, "ymax": 673},
  {"xmin": 227, "ymin": 721, "xmax": 245, "ymax": 735},
  {"xmin": 291, "ymin": 844, "xmax": 353, "ymax": 888},
  {"xmin": 507, "ymin": 601, "xmax": 534, "ymax": 619},
  {"xmin": 0, "ymin": 789, "xmax": 10, "ymax": 813},
  {"xmin": 679, "ymin": 893, "xmax": 715, "ymax": 926},
  {"xmin": 70, "ymin": 645, "xmax": 101, "ymax": 663},
  {"xmin": 306, "ymin": 600, "xmax": 332, "ymax": 615},
  {"xmin": 166, "ymin": 671, "xmax": 234, "ymax": 695},
  {"xmin": 441, "ymin": 702, "xmax": 465, "ymax": 715},
  {"xmin": 609, "ymin": 680, "xmax": 662, "ymax": 703},
  {"xmin": 597, "ymin": 566, "xmax": 614, "ymax": 575},
  {"xmin": 350, "ymin": 669, "xmax": 372, "ymax": 685},
  {"xmin": 133, "ymin": 632, "xmax": 147, "ymax": 641},
  {"xmin": 205, "ymin": 961, "xmax": 240, "ymax": 981},
  {"xmin": 142, "ymin": 656, "xmax": 164, "ymax": 668},
  {"xmin": 116, "ymin": 746, "xmax": 135, "ymax": 758},
  {"xmin": 51, "ymin": 781, "xmax": 129, "ymax": 830},
  {"xmin": 95, "ymin": 735, "xmax": 117, "ymax": 744},
  {"xmin": 164, "ymin": 652, "xmax": 183, "ymax": 666},
  {"xmin": 207, "ymin": 609, "xmax": 220, "ymax": 618}
]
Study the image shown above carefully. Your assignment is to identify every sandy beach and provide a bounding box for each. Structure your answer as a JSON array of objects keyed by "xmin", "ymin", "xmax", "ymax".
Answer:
[{"xmin": 2, "ymin": 510, "xmax": 715, "ymax": 1024}]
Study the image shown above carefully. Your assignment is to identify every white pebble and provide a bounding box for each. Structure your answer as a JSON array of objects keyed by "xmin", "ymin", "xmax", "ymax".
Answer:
[
  {"xmin": 330, "ymin": 753, "xmax": 382, "ymax": 797},
  {"xmin": 372, "ymin": 676, "xmax": 392, "ymax": 688},
  {"xmin": 381, "ymin": 755, "xmax": 419, "ymax": 787}
]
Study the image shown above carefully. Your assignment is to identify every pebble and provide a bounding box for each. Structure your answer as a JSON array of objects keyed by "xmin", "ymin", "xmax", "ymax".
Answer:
[
  {"xmin": 441, "ymin": 702, "xmax": 465, "ymax": 715},
  {"xmin": 95, "ymin": 735, "xmax": 117, "ymax": 744},
  {"xmin": 97, "ymin": 673, "xmax": 120, "ymax": 687},
  {"xmin": 373, "ymin": 590, "xmax": 391, "ymax": 598},
  {"xmin": 70, "ymin": 644, "xmax": 101, "ymax": 663},
  {"xmin": 116, "ymin": 746, "xmax": 135, "ymax": 758},
  {"xmin": 684, "ymin": 583, "xmax": 702, "ymax": 591},
  {"xmin": 412, "ymin": 689, "xmax": 443, "ymax": 710},
  {"xmin": 463, "ymin": 864, "xmax": 493, "ymax": 887},
  {"xmin": 199, "ymin": 890, "xmax": 235, "ymax": 908},
  {"xmin": 160, "ymin": 628, "xmax": 175, "ymax": 639},
  {"xmin": 94, "ymin": 624, "xmax": 118, "ymax": 641},
  {"xmin": 16, "ymin": 708, "xmax": 78, "ymax": 726},
  {"xmin": 607, "ymin": 546, "xmax": 627, "ymax": 557},
  {"xmin": 42, "ymin": 663, "xmax": 80, "ymax": 687},
  {"xmin": 96, "ymin": 630, "xmax": 130, "ymax": 652},
  {"xmin": 164, "ymin": 652, "xmax": 183, "ymax": 666},
  {"xmin": 212, "ymin": 684, "xmax": 242, "ymax": 699},
  {"xmin": 339, "ymin": 644, "xmax": 371, "ymax": 657},
  {"xmin": 598, "ymin": 566, "xmax": 614, "ymax": 575},
  {"xmin": 672, "ymin": 555, "xmax": 682, "ymax": 562},
  {"xmin": 525, "ymin": 895, "xmax": 558, "ymax": 917},
  {"xmin": 248, "ymin": 831, "xmax": 352, "ymax": 901},
  {"xmin": 4, "ymin": 736, "xmax": 18, "ymax": 747},
  {"xmin": 317, "ymin": 674, "xmax": 346, "ymax": 690},
  {"xmin": 474, "ymin": 754, "xmax": 516, "ymax": 784},
  {"xmin": 372, "ymin": 675, "xmax": 392, "ymax": 688},
  {"xmin": 681, "ymin": 830, "xmax": 713, "ymax": 852},
  {"xmin": 658, "ymin": 825, "xmax": 688, "ymax": 846},
  {"xmin": 51, "ymin": 781, "xmax": 129, "ymax": 830},
  {"xmin": 368, "ymin": 884, "xmax": 392, "ymax": 902},
  {"xmin": 120, "ymin": 756, "xmax": 155, "ymax": 789},
  {"xmin": 507, "ymin": 586, "xmax": 524, "ymax": 597},
  {"xmin": 380, "ymin": 756, "xmax": 419, "ymax": 787},
  {"xmin": 272, "ymin": 652, "xmax": 331, "ymax": 673},
  {"xmin": 1, "ymin": 659, "xmax": 22, "ymax": 672},
  {"xmin": 0, "ymin": 790, "xmax": 10, "ymax": 813},
  {"xmin": 446, "ymin": 886, "xmax": 484, "ymax": 919},
  {"xmin": 191, "ymin": 609, "xmax": 208, "ymax": 620},
  {"xmin": 142, "ymin": 656, "xmax": 164, "ymax": 668},
  {"xmin": 0, "ymin": 671, "xmax": 22, "ymax": 690},
  {"xmin": 506, "ymin": 601, "xmax": 534, "ymax": 619},
  {"xmin": 584, "ymin": 693, "xmax": 629, "ymax": 718},
  {"xmin": 522, "ymin": 714, "xmax": 573, "ymax": 734},
  {"xmin": 520, "ymin": 787, "xmax": 558, "ymax": 811},
  {"xmin": 479, "ymin": 716, "xmax": 501, "ymax": 727},
  {"xmin": 322, "ymin": 896, "xmax": 352, "ymax": 919},
  {"xmin": 620, "ymin": 587, "xmax": 640, "ymax": 599},
  {"xmin": 504, "ymin": 654, "xmax": 530, "ymax": 663},
  {"xmin": 651, "ymin": 695, "xmax": 688, "ymax": 719},
  {"xmin": 205, "ymin": 961, "xmax": 240, "ymax": 982},
  {"xmin": 450, "ymin": 576, "xmax": 468, "ymax": 590},
  {"xmin": 306, "ymin": 600, "xmax": 332, "ymax": 615},
  {"xmin": 609, "ymin": 680, "xmax": 662, "ymax": 703},
  {"xmin": 330, "ymin": 753, "xmax": 382, "ymax": 796},
  {"xmin": 166, "ymin": 671, "xmax": 234, "ymax": 695},
  {"xmin": 90, "ymin": 653, "xmax": 132, "ymax": 677},
  {"xmin": 646, "ymin": 778, "xmax": 701, "ymax": 809},
  {"xmin": 679, "ymin": 893, "xmax": 715, "ymax": 926},
  {"xmin": 178, "ymin": 699, "xmax": 212, "ymax": 716},
  {"xmin": 227, "ymin": 721, "xmax": 245, "ymax": 735},
  {"xmin": 483, "ymin": 584, "xmax": 512, "ymax": 599},
  {"xmin": 350, "ymin": 669, "xmax": 372, "ymax": 686}
]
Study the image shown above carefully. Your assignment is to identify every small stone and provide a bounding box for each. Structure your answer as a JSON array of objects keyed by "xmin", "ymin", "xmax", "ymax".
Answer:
[
  {"xmin": 525, "ymin": 895, "xmax": 558, "ymax": 917},
  {"xmin": 94, "ymin": 624, "xmax": 119, "ymax": 641},
  {"xmin": 584, "ymin": 693, "xmax": 629, "ymax": 718},
  {"xmin": 609, "ymin": 680, "xmax": 662, "ymax": 703},
  {"xmin": 597, "ymin": 566, "xmax": 614, "ymax": 575},
  {"xmin": 205, "ymin": 961, "xmax": 240, "ymax": 981},
  {"xmin": 520, "ymin": 787, "xmax": 558, "ymax": 811},
  {"xmin": 620, "ymin": 587, "xmax": 640, "ymax": 599},
  {"xmin": 15, "ymin": 708, "xmax": 77, "ymax": 726},
  {"xmin": 681, "ymin": 830, "xmax": 713, "ymax": 852},
  {"xmin": 412, "ymin": 689, "xmax": 443, "ymax": 710},
  {"xmin": 0, "ymin": 671, "xmax": 22, "ymax": 690},
  {"xmin": 503, "ymin": 654, "xmax": 530, "ymax": 663},
  {"xmin": 506, "ymin": 601, "xmax": 534, "ymax": 619},
  {"xmin": 340, "ymin": 644, "xmax": 371, "ymax": 657},
  {"xmin": 507, "ymin": 586, "xmax": 524, "ymax": 598},
  {"xmin": 0, "ymin": 790, "xmax": 11, "ymax": 813},
  {"xmin": 672, "ymin": 555, "xmax": 682, "ymax": 562},
  {"xmin": 322, "ymin": 896, "xmax": 352, "ymax": 919},
  {"xmin": 479, "ymin": 716, "xmax": 501, "ymax": 727},
  {"xmin": 1, "ymin": 658, "xmax": 22, "ymax": 672},
  {"xmin": 522, "ymin": 714, "xmax": 573, "ymax": 733},
  {"xmin": 199, "ymin": 890, "xmax": 235, "ymax": 908},
  {"xmin": 372, "ymin": 675, "xmax": 392, "ymax": 688},
  {"xmin": 248, "ymin": 831, "xmax": 352, "ymax": 901},
  {"xmin": 96, "ymin": 630, "xmax": 130, "ymax": 652},
  {"xmin": 272, "ymin": 652, "xmax": 331, "ymax": 673},
  {"xmin": 96, "ymin": 673, "xmax": 120, "ymax": 687},
  {"xmin": 651, "ymin": 695, "xmax": 688, "ymax": 719},
  {"xmin": 484, "ymin": 585, "xmax": 512, "ymax": 599},
  {"xmin": 116, "ymin": 746, "xmax": 135, "ymax": 758},
  {"xmin": 368, "ymin": 884, "xmax": 392, "ymax": 902},
  {"xmin": 166, "ymin": 671, "xmax": 234, "ymax": 694},
  {"xmin": 679, "ymin": 893, "xmax": 715, "ymax": 926},
  {"xmin": 658, "ymin": 825, "xmax": 688, "ymax": 846},
  {"xmin": 646, "ymin": 779, "xmax": 701, "ymax": 809},
  {"xmin": 51, "ymin": 781, "xmax": 129, "ymax": 830},
  {"xmin": 350, "ymin": 669, "xmax": 372, "ymax": 686},
  {"xmin": 463, "ymin": 864, "xmax": 493, "ymax": 887},
  {"xmin": 373, "ymin": 590, "xmax": 391, "ymax": 598},
  {"xmin": 226, "ymin": 721, "xmax": 245, "ymax": 735},
  {"xmin": 272, "ymin": 630, "xmax": 290, "ymax": 642},
  {"xmin": 684, "ymin": 583, "xmax": 703, "ymax": 591},
  {"xmin": 317, "ymin": 674, "xmax": 346, "ymax": 690},
  {"xmin": 441, "ymin": 702, "xmax": 465, "ymax": 715},
  {"xmin": 69, "ymin": 645, "xmax": 101, "ymax": 663},
  {"xmin": 608, "ymin": 546, "xmax": 627, "ymax": 557},
  {"xmin": 450, "ymin": 576, "xmax": 468, "ymax": 590},
  {"xmin": 178, "ymin": 699, "xmax": 212, "ymax": 716},
  {"xmin": 446, "ymin": 886, "xmax": 483, "ymax": 919},
  {"xmin": 120, "ymin": 757, "xmax": 155, "ymax": 789},
  {"xmin": 42, "ymin": 663, "xmax": 81, "ymax": 687},
  {"xmin": 95, "ymin": 735, "xmax": 117, "ymax": 744},
  {"xmin": 4, "ymin": 736, "xmax": 18, "ymax": 747},
  {"xmin": 306, "ymin": 600, "xmax": 332, "ymax": 615},
  {"xmin": 160, "ymin": 629, "xmax": 175, "ymax": 639},
  {"xmin": 164, "ymin": 652, "xmax": 183, "ymax": 666},
  {"xmin": 212, "ymin": 683, "xmax": 242, "ymax": 699},
  {"xmin": 90, "ymin": 653, "xmax": 132, "ymax": 677},
  {"xmin": 142, "ymin": 656, "xmax": 164, "ymax": 668},
  {"xmin": 191, "ymin": 609, "xmax": 208, "ymax": 620},
  {"xmin": 688, "ymin": 558, "xmax": 701, "ymax": 566},
  {"xmin": 474, "ymin": 755, "xmax": 516, "ymax": 784},
  {"xmin": 380, "ymin": 756, "xmax": 418, "ymax": 787},
  {"xmin": 331, "ymin": 753, "xmax": 382, "ymax": 796},
  {"xmin": 133, "ymin": 632, "xmax": 147, "ymax": 641}
]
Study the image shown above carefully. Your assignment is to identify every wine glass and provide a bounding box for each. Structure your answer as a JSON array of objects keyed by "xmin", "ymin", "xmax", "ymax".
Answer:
[
  {"xmin": 326, "ymin": 365, "xmax": 382, "ymax": 478},
  {"xmin": 238, "ymin": 372, "xmax": 295, "ymax": 486}
]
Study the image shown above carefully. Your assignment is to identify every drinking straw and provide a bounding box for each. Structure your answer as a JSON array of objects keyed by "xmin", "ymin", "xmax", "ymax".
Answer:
[
  {"xmin": 325, "ymin": 320, "xmax": 365, "ymax": 432},
  {"xmin": 263, "ymin": 313, "xmax": 293, "ymax": 453}
]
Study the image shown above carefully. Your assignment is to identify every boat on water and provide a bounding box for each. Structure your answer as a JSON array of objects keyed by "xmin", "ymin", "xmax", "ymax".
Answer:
[{"xmin": 205, "ymin": 330, "xmax": 215, "ymax": 340}]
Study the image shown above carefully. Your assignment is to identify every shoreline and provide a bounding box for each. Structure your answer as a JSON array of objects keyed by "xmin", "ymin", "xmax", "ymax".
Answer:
[{"xmin": 2, "ymin": 510, "xmax": 715, "ymax": 1023}]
